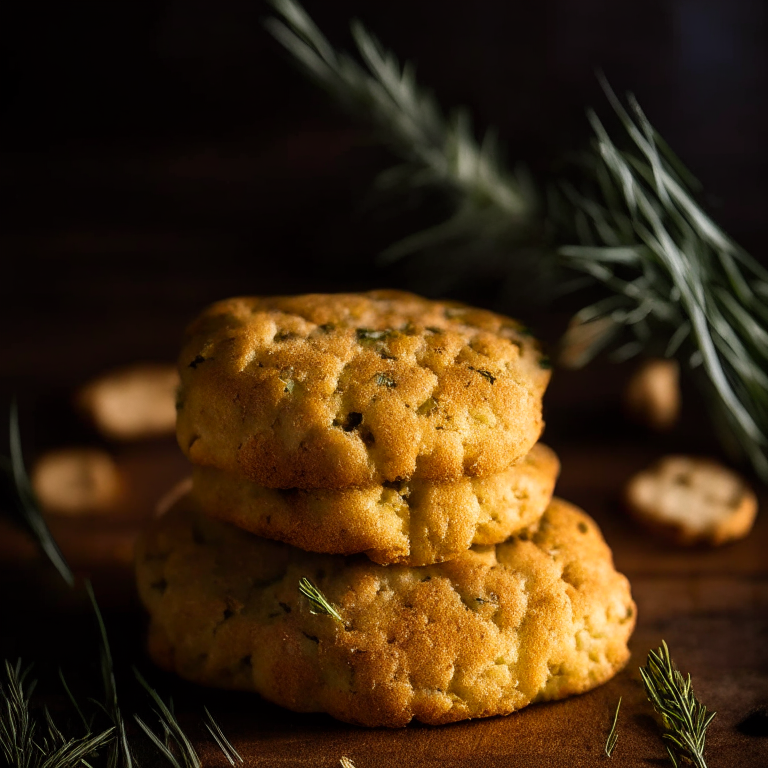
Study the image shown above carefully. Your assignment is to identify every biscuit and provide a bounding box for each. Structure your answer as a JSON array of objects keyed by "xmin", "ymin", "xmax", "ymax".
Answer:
[
  {"xmin": 136, "ymin": 495, "xmax": 635, "ymax": 727},
  {"xmin": 78, "ymin": 364, "xmax": 179, "ymax": 441},
  {"xmin": 176, "ymin": 291, "xmax": 551, "ymax": 488},
  {"xmin": 625, "ymin": 455, "xmax": 757, "ymax": 545},
  {"xmin": 192, "ymin": 443, "xmax": 560, "ymax": 566}
]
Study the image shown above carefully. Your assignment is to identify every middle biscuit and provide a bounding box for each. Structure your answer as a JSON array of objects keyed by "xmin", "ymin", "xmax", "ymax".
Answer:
[{"xmin": 192, "ymin": 443, "xmax": 559, "ymax": 566}]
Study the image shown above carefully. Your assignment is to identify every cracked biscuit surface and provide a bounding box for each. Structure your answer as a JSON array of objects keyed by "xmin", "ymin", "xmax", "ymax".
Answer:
[
  {"xmin": 192, "ymin": 443, "xmax": 560, "ymax": 566},
  {"xmin": 136, "ymin": 494, "xmax": 635, "ymax": 727},
  {"xmin": 176, "ymin": 291, "xmax": 551, "ymax": 488}
]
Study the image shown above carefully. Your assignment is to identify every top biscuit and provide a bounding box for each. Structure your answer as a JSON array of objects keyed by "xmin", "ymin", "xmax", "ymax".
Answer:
[{"xmin": 176, "ymin": 291, "xmax": 551, "ymax": 488}]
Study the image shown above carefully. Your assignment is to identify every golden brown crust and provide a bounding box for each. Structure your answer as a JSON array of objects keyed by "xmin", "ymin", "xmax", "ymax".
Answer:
[
  {"xmin": 176, "ymin": 291, "xmax": 551, "ymax": 488},
  {"xmin": 136, "ymin": 495, "xmax": 635, "ymax": 727},
  {"xmin": 625, "ymin": 455, "xmax": 758, "ymax": 546},
  {"xmin": 192, "ymin": 443, "xmax": 560, "ymax": 566}
]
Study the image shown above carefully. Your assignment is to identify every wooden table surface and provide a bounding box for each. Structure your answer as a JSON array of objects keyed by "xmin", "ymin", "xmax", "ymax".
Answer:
[{"xmin": 1, "ymin": 362, "xmax": 767, "ymax": 768}]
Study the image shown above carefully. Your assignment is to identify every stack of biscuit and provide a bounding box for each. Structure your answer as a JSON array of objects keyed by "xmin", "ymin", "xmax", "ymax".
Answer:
[{"xmin": 136, "ymin": 291, "xmax": 635, "ymax": 727}]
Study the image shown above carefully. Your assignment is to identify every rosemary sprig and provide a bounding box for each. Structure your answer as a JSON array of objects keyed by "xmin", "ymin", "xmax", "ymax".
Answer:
[
  {"xmin": 87, "ymin": 582, "xmax": 133, "ymax": 768},
  {"xmin": 561, "ymin": 82, "xmax": 768, "ymax": 480},
  {"xmin": 0, "ymin": 659, "xmax": 114, "ymax": 768},
  {"xmin": 266, "ymin": 0, "xmax": 537, "ymax": 263},
  {"xmin": 298, "ymin": 578, "xmax": 344, "ymax": 623},
  {"xmin": 640, "ymin": 642, "xmax": 716, "ymax": 768},
  {"xmin": 604, "ymin": 696, "xmax": 621, "ymax": 758}
]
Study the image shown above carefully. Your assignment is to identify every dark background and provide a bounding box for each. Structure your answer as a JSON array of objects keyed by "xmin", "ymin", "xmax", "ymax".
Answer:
[{"xmin": 2, "ymin": 0, "xmax": 767, "ymax": 393}]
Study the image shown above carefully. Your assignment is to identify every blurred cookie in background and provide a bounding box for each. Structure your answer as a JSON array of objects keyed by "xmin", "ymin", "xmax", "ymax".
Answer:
[
  {"xmin": 77, "ymin": 363, "xmax": 179, "ymax": 441},
  {"xmin": 625, "ymin": 455, "xmax": 757, "ymax": 546},
  {"xmin": 32, "ymin": 447, "xmax": 123, "ymax": 516}
]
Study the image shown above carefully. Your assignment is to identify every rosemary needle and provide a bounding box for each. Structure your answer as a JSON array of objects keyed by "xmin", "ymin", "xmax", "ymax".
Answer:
[
  {"xmin": 203, "ymin": 707, "xmax": 243, "ymax": 766},
  {"xmin": 298, "ymin": 577, "xmax": 344, "ymax": 622},
  {"xmin": 605, "ymin": 696, "xmax": 621, "ymax": 758},
  {"xmin": 0, "ymin": 659, "xmax": 115, "ymax": 768}
]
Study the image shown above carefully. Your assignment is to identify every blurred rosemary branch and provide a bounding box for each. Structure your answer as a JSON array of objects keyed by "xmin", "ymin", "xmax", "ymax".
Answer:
[
  {"xmin": 265, "ymin": 0, "xmax": 538, "ymax": 264},
  {"xmin": 267, "ymin": 0, "xmax": 768, "ymax": 480}
]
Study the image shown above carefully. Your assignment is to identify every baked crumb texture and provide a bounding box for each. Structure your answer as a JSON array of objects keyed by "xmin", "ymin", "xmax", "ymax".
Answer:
[
  {"xmin": 176, "ymin": 291, "xmax": 551, "ymax": 489},
  {"xmin": 626, "ymin": 455, "xmax": 757, "ymax": 546},
  {"xmin": 191, "ymin": 443, "xmax": 560, "ymax": 566},
  {"xmin": 136, "ymin": 495, "xmax": 635, "ymax": 728}
]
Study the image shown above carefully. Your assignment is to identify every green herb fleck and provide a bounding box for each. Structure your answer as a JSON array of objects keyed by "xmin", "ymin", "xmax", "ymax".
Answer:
[
  {"xmin": 356, "ymin": 328, "xmax": 392, "ymax": 342},
  {"xmin": 640, "ymin": 641, "xmax": 715, "ymax": 768},
  {"xmin": 0, "ymin": 659, "xmax": 115, "ymax": 768},
  {"xmin": 417, "ymin": 397, "xmax": 438, "ymax": 416},
  {"xmin": 538, "ymin": 356, "xmax": 552, "ymax": 370}
]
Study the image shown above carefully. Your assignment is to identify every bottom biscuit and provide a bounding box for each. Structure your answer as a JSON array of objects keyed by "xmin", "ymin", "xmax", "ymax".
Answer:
[
  {"xmin": 191, "ymin": 443, "xmax": 560, "ymax": 566},
  {"xmin": 136, "ymin": 495, "xmax": 635, "ymax": 727}
]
